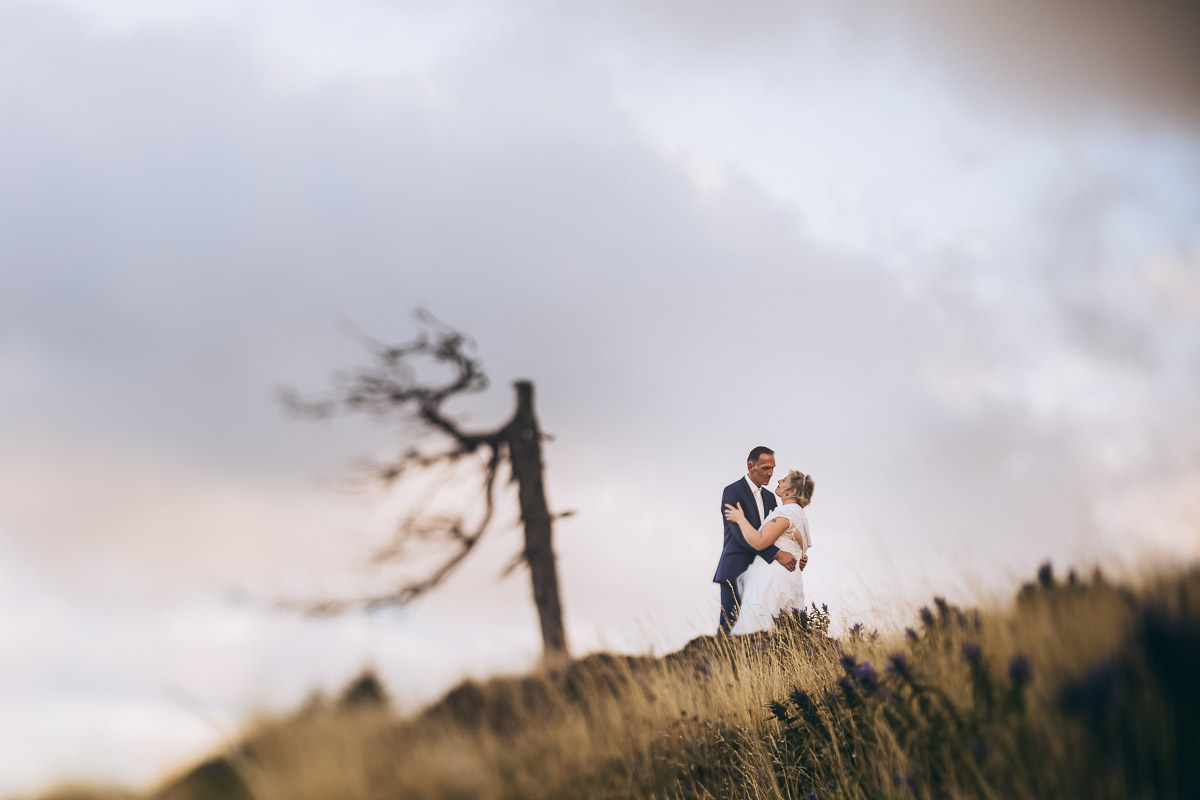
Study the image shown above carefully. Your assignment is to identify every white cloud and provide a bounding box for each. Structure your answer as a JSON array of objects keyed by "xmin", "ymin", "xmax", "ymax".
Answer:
[{"xmin": 1143, "ymin": 252, "xmax": 1200, "ymax": 315}]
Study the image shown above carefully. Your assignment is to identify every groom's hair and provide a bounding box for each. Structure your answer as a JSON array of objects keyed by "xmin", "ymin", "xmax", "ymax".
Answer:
[{"xmin": 747, "ymin": 446, "xmax": 774, "ymax": 464}]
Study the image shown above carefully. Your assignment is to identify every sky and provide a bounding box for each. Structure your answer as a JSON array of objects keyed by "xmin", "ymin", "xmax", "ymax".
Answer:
[{"xmin": 2, "ymin": 0, "xmax": 1199, "ymax": 793}]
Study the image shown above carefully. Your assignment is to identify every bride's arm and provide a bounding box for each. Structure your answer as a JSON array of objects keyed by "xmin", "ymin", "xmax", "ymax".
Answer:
[{"xmin": 723, "ymin": 503, "xmax": 790, "ymax": 550}]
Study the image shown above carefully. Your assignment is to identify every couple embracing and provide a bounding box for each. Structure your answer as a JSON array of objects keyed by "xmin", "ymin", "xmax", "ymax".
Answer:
[{"xmin": 713, "ymin": 446, "xmax": 814, "ymax": 635}]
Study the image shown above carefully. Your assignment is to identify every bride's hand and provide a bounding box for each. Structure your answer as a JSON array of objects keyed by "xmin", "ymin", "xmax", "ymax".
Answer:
[{"xmin": 723, "ymin": 502, "xmax": 746, "ymax": 523}]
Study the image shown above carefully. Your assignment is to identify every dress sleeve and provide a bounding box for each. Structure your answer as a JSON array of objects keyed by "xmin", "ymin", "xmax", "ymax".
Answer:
[
  {"xmin": 763, "ymin": 506, "xmax": 799, "ymax": 527},
  {"xmin": 762, "ymin": 507, "xmax": 785, "ymax": 526},
  {"xmin": 754, "ymin": 503, "xmax": 781, "ymax": 562}
]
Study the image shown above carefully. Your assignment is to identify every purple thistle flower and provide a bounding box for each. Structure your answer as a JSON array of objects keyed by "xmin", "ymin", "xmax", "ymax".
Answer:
[
  {"xmin": 853, "ymin": 661, "xmax": 879, "ymax": 690},
  {"xmin": 839, "ymin": 655, "xmax": 858, "ymax": 673},
  {"xmin": 1008, "ymin": 654, "xmax": 1033, "ymax": 687},
  {"xmin": 822, "ymin": 603, "xmax": 829, "ymax": 613},
  {"xmin": 919, "ymin": 606, "xmax": 934, "ymax": 626},
  {"xmin": 1055, "ymin": 660, "xmax": 1118, "ymax": 726},
  {"xmin": 962, "ymin": 642, "xmax": 983, "ymax": 665},
  {"xmin": 804, "ymin": 625, "xmax": 813, "ymax": 634},
  {"xmin": 887, "ymin": 651, "xmax": 911, "ymax": 676},
  {"xmin": 905, "ymin": 626, "xmax": 919, "ymax": 643}
]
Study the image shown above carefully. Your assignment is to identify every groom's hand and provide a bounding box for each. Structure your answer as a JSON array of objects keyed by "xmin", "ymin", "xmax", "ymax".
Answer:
[{"xmin": 775, "ymin": 552, "xmax": 798, "ymax": 572}]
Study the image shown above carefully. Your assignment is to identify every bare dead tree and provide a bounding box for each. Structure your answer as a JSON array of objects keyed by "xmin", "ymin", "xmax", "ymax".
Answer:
[{"xmin": 282, "ymin": 311, "xmax": 568, "ymax": 661}]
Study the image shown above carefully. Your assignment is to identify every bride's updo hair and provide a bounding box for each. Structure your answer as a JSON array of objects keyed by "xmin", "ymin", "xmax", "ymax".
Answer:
[
  {"xmin": 782, "ymin": 470, "xmax": 816, "ymax": 507},
  {"xmin": 798, "ymin": 473, "xmax": 815, "ymax": 507}
]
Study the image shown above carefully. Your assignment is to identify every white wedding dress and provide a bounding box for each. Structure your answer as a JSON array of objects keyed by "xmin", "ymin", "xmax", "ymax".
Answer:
[{"xmin": 730, "ymin": 503, "xmax": 811, "ymax": 635}]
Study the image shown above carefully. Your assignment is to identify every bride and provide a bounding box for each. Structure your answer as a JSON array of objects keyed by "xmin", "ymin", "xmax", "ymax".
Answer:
[{"xmin": 724, "ymin": 470, "xmax": 814, "ymax": 634}]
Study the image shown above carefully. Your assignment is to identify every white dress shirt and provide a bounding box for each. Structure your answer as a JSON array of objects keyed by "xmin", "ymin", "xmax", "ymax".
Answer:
[{"xmin": 744, "ymin": 474, "xmax": 771, "ymax": 524}]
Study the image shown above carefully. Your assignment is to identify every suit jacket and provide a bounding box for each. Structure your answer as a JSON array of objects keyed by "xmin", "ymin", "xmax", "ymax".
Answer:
[{"xmin": 712, "ymin": 477, "xmax": 779, "ymax": 583}]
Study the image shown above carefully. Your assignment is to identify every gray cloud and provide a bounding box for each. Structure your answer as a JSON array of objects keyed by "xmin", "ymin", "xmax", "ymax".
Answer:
[
  {"xmin": 577, "ymin": 0, "xmax": 1200, "ymax": 132},
  {"xmin": 889, "ymin": 0, "xmax": 1200, "ymax": 130}
]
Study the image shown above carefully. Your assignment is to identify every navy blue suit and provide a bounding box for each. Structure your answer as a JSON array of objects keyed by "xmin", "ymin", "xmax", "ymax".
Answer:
[{"xmin": 713, "ymin": 477, "xmax": 778, "ymax": 633}]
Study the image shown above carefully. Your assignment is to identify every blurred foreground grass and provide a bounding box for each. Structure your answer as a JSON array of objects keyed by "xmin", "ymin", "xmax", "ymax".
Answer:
[{"xmin": 26, "ymin": 564, "xmax": 1200, "ymax": 799}]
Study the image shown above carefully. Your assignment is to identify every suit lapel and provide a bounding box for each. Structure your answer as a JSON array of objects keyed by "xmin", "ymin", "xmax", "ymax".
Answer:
[
  {"xmin": 763, "ymin": 489, "xmax": 777, "ymax": 520},
  {"xmin": 741, "ymin": 479, "xmax": 762, "ymax": 528}
]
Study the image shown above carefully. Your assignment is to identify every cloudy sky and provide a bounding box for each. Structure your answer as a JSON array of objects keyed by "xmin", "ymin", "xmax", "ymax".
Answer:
[{"xmin": 2, "ymin": 0, "xmax": 1199, "ymax": 793}]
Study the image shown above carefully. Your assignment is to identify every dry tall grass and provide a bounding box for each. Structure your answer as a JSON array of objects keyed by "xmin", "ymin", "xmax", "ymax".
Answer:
[{"xmin": 23, "ymin": 563, "xmax": 1200, "ymax": 800}]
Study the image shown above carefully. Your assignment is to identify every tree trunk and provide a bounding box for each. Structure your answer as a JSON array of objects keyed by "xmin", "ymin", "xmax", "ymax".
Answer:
[{"xmin": 506, "ymin": 380, "xmax": 569, "ymax": 662}]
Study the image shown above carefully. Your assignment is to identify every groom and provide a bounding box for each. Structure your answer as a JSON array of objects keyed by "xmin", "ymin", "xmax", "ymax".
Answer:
[{"xmin": 713, "ymin": 446, "xmax": 798, "ymax": 634}]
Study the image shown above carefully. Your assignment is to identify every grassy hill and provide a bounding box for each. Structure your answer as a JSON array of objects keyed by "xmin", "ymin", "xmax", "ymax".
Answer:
[{"xmin": 27, "ymin": 563, "xmax": 1200, "ymax": 800}]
